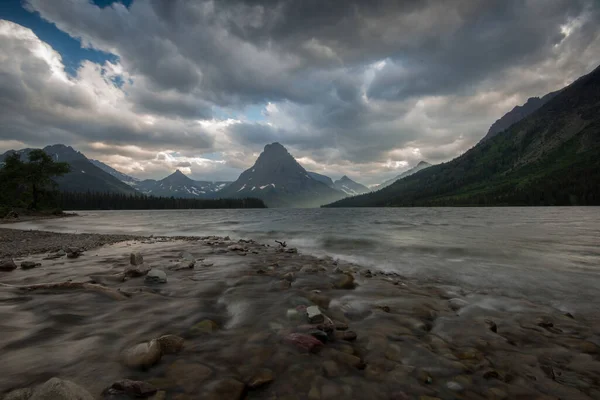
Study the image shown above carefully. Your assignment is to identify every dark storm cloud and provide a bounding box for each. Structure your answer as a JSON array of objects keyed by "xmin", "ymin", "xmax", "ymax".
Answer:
[{"xmin": 3, "ymin": 0, "xmax": 599, "ymax": 183}]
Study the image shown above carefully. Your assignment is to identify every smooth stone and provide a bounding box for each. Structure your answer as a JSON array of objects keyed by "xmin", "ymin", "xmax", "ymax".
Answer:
[
  {"xmin": 485, "ymin": 319, "xmax": 498, "ymax": 333},
  {"xmin": 102, "ymin": 379, "xmax": 157, "ymax": 398},
  {"xmin": 487, "ymin": 388, "xmax": 508, "ymax": 399},
  {"xmin": 321, "ymin": 383, "xmax": 343, "ymax": 399},
  {"xmin": 20, "ymin": 261, "xmax": 41, "ymax": 270},
  {"xmin": 309, "ymin": 329, "xmax": 329, "ymax": 343},
  {"xmin": 287, "ymin": 309, "xmax": 302, "ymax": 321},
  {"xmin": 0, "ymin": 258, "xmax": 17, "ymax": 271},
  {"xmin": 204, "ymin": 378, "xmax": 245, "ymax": 400},
  {"xmin": 145, "ymin": 269, "xmax": 167, "ymax": 284},
  {"xmin": 30, "ymin": 378, "xmax": 94, "ymax": 400},
  {"xmin": 191, "ymin": 320, "xmax": 219, "ymax": 334},
  {"xmin": 227, "ymin": 244, "xmax": 245, "ymax": 251},
  {"xmin": 247, "ymin": 368, "xmax": 274, "ymax": 389},
  {"xmin": 328, "ymin": 349, "xmax": 364, "ymax": 369},
  {"xmin": 125, "ymin": 264, "xmax": 151, "ymax": 277},
  {"xmin": 323, "ymin": 360, "xmax": 340, "ymax": 377},
  {"xmin": 448, "ymin": 298, "xmax": 468, "ymax": 311},
  {"xmin": 283, "ymin": 272, "xmax": 295, "ymax": 282},
  {"xmin": 66, "ymin": 248, "xmax": 82, "ymax": 259},
  {"xmin": 167, "ymin": 360, "xmax": 212, "ymax": 392},
  {"xmin": 308, "ymin": 292, "xmax": 331, "ymax": 309},
  {"xmin": 307, "ymin": 306, "xmax": 324, "ymax": 324},
  {"xmin": 130, "ymin": 252, "xmax": 144, "ymax": 266},
  {"xmin": 122, "ymin": 339, "xmax": 162, "ymax": 369},
  {"xmin": 283, "ymin": 333, "xmax": 324, "ymax": 353},
  {"xmin": 300, "ymin": 265, "xmax": 319, "ymax": 273},
  {"xmin": 157, "ymin": 334, "xmax": 184, "ymax": 354},
  {"xmin": 180, "ymin": 251, "xmax": 194, "ymax": 261},
  {"xmin": 446, "ymin": 381, "xmax": 464, "ymax": 392},
  {"xmin": 334, "ymin": 321, "xmax": 348, "ymax": 331},
  {"xmin": 334, "ymin": 273, "xmax": 355, "ymax": 289},
  {"xmin": 335, "ymin": 330, "xmax": 357, "ymax": 341},
  {"xmin": 3, "ymin": 389, "xmax": 33, "ymax": 400}
]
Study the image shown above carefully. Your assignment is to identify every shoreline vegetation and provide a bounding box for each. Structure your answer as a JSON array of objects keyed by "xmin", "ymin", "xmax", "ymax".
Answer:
[{"xmin": 0, "ymin": 220, "xmax": 599, "ymax": 399}]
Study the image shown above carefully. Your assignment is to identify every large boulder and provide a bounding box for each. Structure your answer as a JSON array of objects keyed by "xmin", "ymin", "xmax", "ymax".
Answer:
[
  {"xmin": 121, "ymin": 340, "xmax": 162, "ymax": 369},
  {"xmin": 0, "ymin": 258, "xmax": 17, "ymax": 272},
  {"xmin": 145, "ymin": 269, "xmax": 167, "ymax": 284},
  {"xmin": 130, "ymin": 252, "xmax": 144, "ymax": 266},
  {"xmin": 29, "ymin": 378, "xmax": 94, "ymax": 400}
]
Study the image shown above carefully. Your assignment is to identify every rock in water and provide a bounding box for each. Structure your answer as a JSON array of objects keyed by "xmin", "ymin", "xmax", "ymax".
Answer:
[
  {"xmin": 66, "ymin": 247, "xmax": 82, "ymax": 259},
  {"xmin": 29, "ymin": 377, "xmax": 94, "ymax": 400},
  {"xmin": 0, "ymin": 258, "xmax": 17, "ymax": 271},
  {"xmin": 306, "ymin": 306, "xmax": 324, "ymax": 323},
  {"xmin": 130, "ymin": 252, "xmax": 144, "ymax": 266},
  {"xmin": 334, "ymin": 273, "xmax": 355, "ymax": 289},
  {"xmin": 190, "ymin": 320, "xmax": 219, "ymax": 335},
  {"xmin": 283, "ymin": 333, "xmax": 324, "ymax": 353},
  {"xmin": 180, "ymin": 251, "xmax": 194, "ymax": 262},
  {"xmin": 125, "ymin": 263, "xmax": 151, "ymax": 277},
  {"xmin": 157, "ymin": 335, "xmax": 184, "ymax": 354},
  {"xmin": 204, "ymin": 378, "xmax": 245, "ymax": 400},
  {"xmin": 121, "ymin": 340, "xmax": 162, "ymax": 369},
  {"xmin": 3, "ymin": 388, "xmax": 33, "ymax": 400},
  {"xmin": 20, "ymin": 261, "xmax": 41, "ymax": 270},
  {"xmin": 247, "ymin": 368, "xmax": 274, "ymax": 389},
  {"xmin": 448, "ymin": 298, "xmax": 468, "ymax": 311},
  {"xmin": 102, "ymin": 379, "xmax": 157, "ymax": 398},
  {"xmin": 145, "ymin": 269, "xmax": 167, "ymax": 284}
]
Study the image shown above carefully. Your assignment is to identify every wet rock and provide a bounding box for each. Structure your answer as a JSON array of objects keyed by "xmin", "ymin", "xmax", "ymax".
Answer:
[
  {"xmin": 130, "ymin": 252, "xmax": 144, "ymax": 266},
  {"xmin": 334, "ymin": 273, "xmax": 355, "ymax": 289},
  {"xmin": 145, "ymin": 269, "xmax": 167, "ymax": 284},
  {"xmin": 102, "ymin": 379, "xmax": 157, "ymax": 398},
  {"xmin": 321, "ymin": 383, "xmax": 343, "ymax": 399},
  {"xmin": 269, "ymin": 279, "xmax": 292, "ymax": 291},
  {"xmin": 247, "ymin": 368, "xmax": 274, "ymax": 389},
  {"xmin": 283, "ymin": 333, "xmax": 324, "ymax": 353},
  {"xmin": 308, "ymin": 292, "xmax": 331, "ymax": 309},
  {"xmin": 535, "ymin": 316, "xmax": 554, "ymax": 328},
  {"xmin": 448, "ymin": 298, "xmax": 468, "ymax": 311},
  {"xmin": 309, "ymin": 329, "xmax": 329, "ymax": 343},
  {"xmin": 446, "ymin": 381, "xmax": 464, "ymax": 392},
  {"xmin": 307, "ymin": 306, "xmax": 324, "ymax": 324},
  {"xmin": 125, "ymin": 263, "xmax": 151, "ymax": 277},
  {"xmin": 285, "ymin": 248, "xmax": 298, "ymax": 254},
  {"xmin": 482, "ymin": 369, "xmax": 500, "ymax": 380},
  {"xmin": 66, "ymin": 248, "xmax": 82, "ymax": 259},
  {"xmin": 20, "ymin": 261, "xmax": 41, "ymax": 270},
  {"xmin": 334, "ymin": 321, "xmax": 348, "ymax": 331},
  {"xmin": 122, "ymin": 339, "xmax": 162, "ymax": 369},
  {"xmin": 376, "ymin": 305, "xmax": 391, "ymax": 313},
  {"xmin": 0, "ymin": 258, "xmax": 17, "ymax": 271},
  {"xmin": 322, "ymin": 360, "xmax": 340, "ymax": 377},
  {"xmin": 283, "ymin": 272, "xmax": 295, "ymax": 282},
  {"xmin": 191, "ymin": 320, "xmax": 219, "ymax": 334},
  {"xmin": 335, "ymin": 330, "xmax": 357, "ymax": 341},
  {"xmin": 157, "ymin": 334, "xmax": 184, "ymax": 354},
  {"xmin": 180, "ymin": 251, "xmax": 194, "ymax": 262},
  {"xmin": 287, "ymin": 308, "xmax": 302, "ymax": 321},
  {"xmin": 167, "ymin": 360, "xmax": 212, "ymax": 392},
  {"xmin": 204, "ymin": 378, "xmax": 245, "ymax": 400},
  {"xmin": 300, "ymin": 265, "xmax": 319, "ymax": 274},
  {"xmin": 485, "ymin": 319, "xmax": 498, "ymax": 333},
  {"xmin": 417, "ymin": 370, "xmax": 433, "ymax": 384},
  {"xmin": 227, "ymin": 244, "xmax": 246, "ymax": 252},
  {"xmin": 487, "ymin": 388, "xmax": 508, "ymax": 399},
  {"xmin": 29, "ymin": 378, "xmax": 94, "ymax": 400},
  {"xmin": 361, "ymin": 269, "xmax": 373, "ymax": 278},
  {"xmin": 168, "ymin": 260, "xmax": 195, "ymax": 271},
  {"xmin": 329, "ymin": 349, "xmax": 364, "ymax": 369}
]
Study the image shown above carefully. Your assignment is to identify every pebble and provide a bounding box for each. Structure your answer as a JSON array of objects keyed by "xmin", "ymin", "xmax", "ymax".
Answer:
[
  {"xmin": 487, "ymin": 387, "xmax": 508, "ymax": 399},
  {"xmin": 145, "ymin": 269, "xmax": 167, "ymax": 284},
  {"xmin": 121, "ymin": 339, "xmax": 162, "ymax": 369},
  {"xmin": 20, "ymin": 261, "xmax": 40, "ymax": 270},
  {"xmin": 130, "ymin": 252, "xmax": 144, "ymax": 265},
  {"xmin": 102, "ymin": 379, "xmax": 157, "ymax": 398},
  {"xmin": 227, "ymin": 244, "xmax": 245, "ymax": 252},
  {"xmin": 0, "ymin": 258, "xmax": 17, "ymax": 271},
  {"xmin": 307, "ymin": 306, "xmax": 324, "ymax": 323},
  {"xmin": 66, "ymin": 248, "xmax": 82, "ymax": 258},
  {"xmin": 191, "ymin": 320, "xmax": 219, "ymax": 334},
  {"xmin": 448, "ymin": 298, "xmax": 468, "ymax": 311},
  {"xmin": 247, "ymin": 368, "xmax": 274, "ymax": 389},
  {"xmin": 335, "ymin": 330, "xmax": 357, "ymax": 341},
  {"xmin": 283, "ymin": 333, "xmax": 324, "ymax": 353},
  {"xmin": 334, "ymin": 273, "xmax": 356, "ymax": 289},
  {"xmin": 323, "ymin": 360, "xmax": 340, "ymax": 377},
  {"xmin": 308, "ymin": 329, "xmax": 329, "ymax": 343},
  {"xmin": 308, "ymin": 292, "xmax": 331, "ymax": 309},
  {"xmin": 166, "ymin": 360, "xmax": 212, "ymax": 392},
  {"xmin": 204, "ymin": 378, "xmax": 245, "ymax": 400},
  {"xmin": 156, "ymin": 334, "xmax": 184, "ymax": 354}
]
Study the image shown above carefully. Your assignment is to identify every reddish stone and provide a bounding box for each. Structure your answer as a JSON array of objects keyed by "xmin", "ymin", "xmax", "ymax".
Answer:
[{"xmin": 283, "ymin": 333, "xmax": 324, "ymax": 353}]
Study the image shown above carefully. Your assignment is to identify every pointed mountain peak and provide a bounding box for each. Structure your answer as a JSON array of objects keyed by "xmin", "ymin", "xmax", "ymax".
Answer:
[
  {"xmin": 263, "ymin": 142, "xmax": 287, "ymax": 153},
  {"xmin": 172, "ymin": 169, "xmax": 186, "ymax": 177},
  {"xmin": 339, "ymin": 175, "xmax": 351, "ymax": 181}
]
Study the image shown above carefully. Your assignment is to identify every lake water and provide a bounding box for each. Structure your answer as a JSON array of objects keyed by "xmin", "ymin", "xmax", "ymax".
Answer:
[{"xmin": 9, "ymin": 207, "xmax": 600, "ymax": 314}]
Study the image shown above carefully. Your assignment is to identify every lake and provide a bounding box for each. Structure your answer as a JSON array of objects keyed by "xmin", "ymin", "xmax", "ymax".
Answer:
[{"xmin": 8, "ymin": 207, "xmax": 600, "ymax": 315}]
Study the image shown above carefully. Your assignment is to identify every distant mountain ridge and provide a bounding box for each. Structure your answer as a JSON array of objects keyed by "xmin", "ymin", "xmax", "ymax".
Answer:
[
  {"xmin": 375, "ymin": 161, "xmax": 432, "ymax": 189},
  {"xmin": 326, "ymin": 64, "xmax": 600, "ymax": 207},
  {"xmin": 219, "ymin": 142, "xmax": 346, "ymax": 207},
  {"xmin": 0, "ymin": 145, "xmax": 137, "ymax": 194},
  {"xmin": 333, "ymin": 176, "xmax": 370, "ymax": 195}
]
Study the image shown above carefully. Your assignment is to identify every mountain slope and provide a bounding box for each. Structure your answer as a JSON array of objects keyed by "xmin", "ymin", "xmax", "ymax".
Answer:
[
  {"xmin": 219, "ymin": 142, "xmax": 345, "ymax": 207},
  {"xmin": 326, "ymin": 65, "xmax": 600, "ymax": 207},
  {"xmin": 136, "ymin": 170, "xmax": 230, "ymax": 198},
  {"xmin": 308, "ymin": 171, "xmax": 334, "ymax": 187},
  {"xmin": 90, "ymin": 159, "xmax": 140, "ymax": 187},
  {"xmin": 0, "ymin": 145, "xmax": 137, "ymax": 194},
  {"xmin": 333, "ymin": 176, "xmax": 370, "ymax": 195},
  {"xmin": 375, "ymin": 161, "xmax": 432, "ymax": 189},
  {"xmin": 481, "ymin": 90, "xmax": 560, "ymax": 142}
]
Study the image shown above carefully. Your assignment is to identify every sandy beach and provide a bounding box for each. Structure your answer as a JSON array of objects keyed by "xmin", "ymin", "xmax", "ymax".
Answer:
[{"xmin": 0, "ymin": 224, "xmax": 599, "ymax": 400}]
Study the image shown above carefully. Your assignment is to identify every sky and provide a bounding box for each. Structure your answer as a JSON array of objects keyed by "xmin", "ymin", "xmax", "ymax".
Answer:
[{"xmin": 0, "ymin": 0, "xmax": 599, "ymax": 185}]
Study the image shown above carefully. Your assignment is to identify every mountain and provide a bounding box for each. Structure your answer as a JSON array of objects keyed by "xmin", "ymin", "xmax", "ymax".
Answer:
[
  {"xmin": 375, "ymin": 161, "xmax": 432, "ymax": 189},
  {"xmin": 90, "ymin": 159, "xmax": 140, "ymax": 187},
  {"xmin": 333, "ymin": 176, "xmax": 370, "ymax": 195},
  {"xmin": 308, "ymin": 171, "xmax": 334, "ymax": 187},
  {"xmin": 135, "ymin": 170, "xmax": 230, "ymax": 198},
  {"xmin": 325, "ymin": 65, "xmax": 600, "ymax": 207},
  {"xmin": 481, "ymin": 90, "xmax": 560, "ymax": 142},
  {"xmin": 219, "ymin": 142, "xmax": 345, "ymax": 207},
  {"xmin": 0, "ymin": 144, "xmax": 137, "ymax": 194}
]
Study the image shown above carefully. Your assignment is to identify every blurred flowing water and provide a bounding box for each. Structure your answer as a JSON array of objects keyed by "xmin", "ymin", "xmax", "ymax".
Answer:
[{"xmin": 8, "ymin": 207, "xmax": 600, "ymax": 314}]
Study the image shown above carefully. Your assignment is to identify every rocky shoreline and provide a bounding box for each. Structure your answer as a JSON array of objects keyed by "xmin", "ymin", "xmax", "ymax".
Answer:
[{"xmin": 0, "ymin": 229, "xmax": 599, "ymax": 399}]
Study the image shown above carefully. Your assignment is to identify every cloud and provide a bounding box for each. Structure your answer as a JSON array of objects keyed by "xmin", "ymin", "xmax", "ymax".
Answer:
[{"xmin": 0, "ymin": 0, "xmax": 598, "ymax": 184}]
